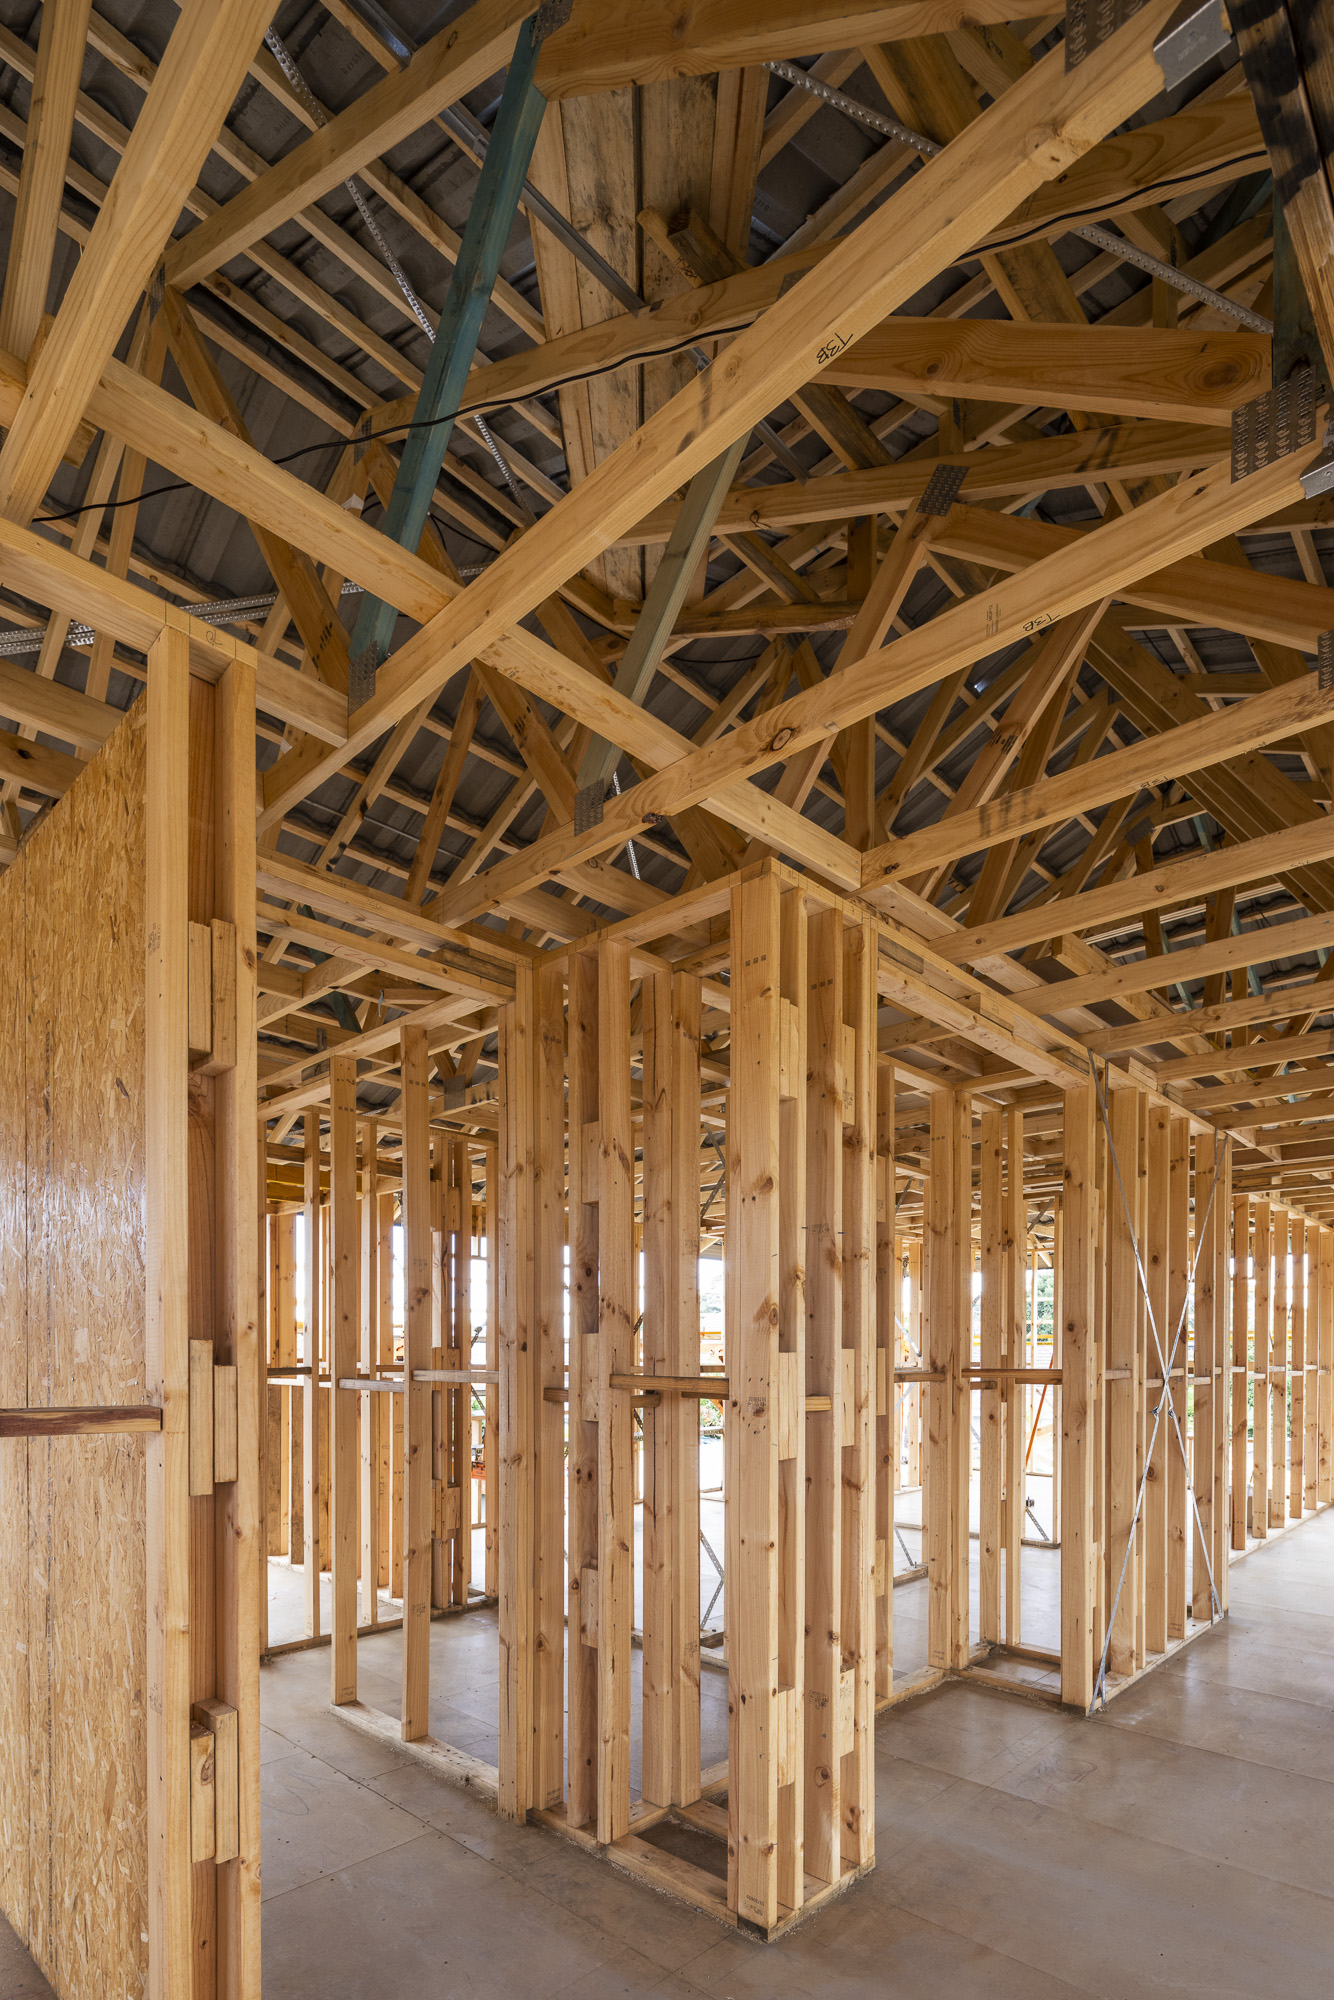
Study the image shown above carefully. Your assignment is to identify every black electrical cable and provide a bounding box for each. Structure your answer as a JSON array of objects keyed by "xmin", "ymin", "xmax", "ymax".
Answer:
[{"xmin": 34, "ymin": 320, "xmax": 758, "ymax": 528}]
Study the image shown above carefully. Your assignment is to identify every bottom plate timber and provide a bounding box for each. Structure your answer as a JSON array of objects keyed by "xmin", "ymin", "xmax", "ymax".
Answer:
[
  {"xmin": 329, "ymin": 1698, "xmax": 499, "ymax": 1803},
  {"xmin": 874, "ymin": 1663, "xmax": 947, "ymax": 1712},
  {"xmin": 533, "ymin": 1772, "xmax": 870, "ymax": 1940},
  {"xmin": 1093, "ymin": 1610, "xmax": 1221, "ymax": 1709}
]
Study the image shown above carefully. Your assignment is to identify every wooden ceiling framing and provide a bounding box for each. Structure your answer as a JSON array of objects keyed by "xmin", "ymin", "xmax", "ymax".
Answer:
[{"xmin": 3, "ymin": 0, "xmax": 1334, "ymax": 1211}]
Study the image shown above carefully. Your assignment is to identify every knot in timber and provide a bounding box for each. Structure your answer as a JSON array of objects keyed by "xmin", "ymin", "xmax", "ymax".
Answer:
[{"xmin": 769, "ymin": 727, "xmax": 795, "ymax": 752}]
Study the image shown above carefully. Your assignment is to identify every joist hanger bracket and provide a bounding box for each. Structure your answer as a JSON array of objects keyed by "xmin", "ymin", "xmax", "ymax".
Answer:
[
  {"xmin": 1153, "ymin": 0, "xmax": 1236, "ymax": 89},
  {"xmin": 1066, "ymin": 1, "xmax": 1235, "ymax": 82}
]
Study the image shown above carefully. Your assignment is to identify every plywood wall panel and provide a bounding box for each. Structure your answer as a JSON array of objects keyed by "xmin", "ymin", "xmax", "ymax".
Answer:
[
  {"xmin": 17, "ymin": 712, "xmax": 149, "ymax": 1999},
  {"xmin": 0, "ymin": 853, "xmax": 27, "ymax": 1938}
]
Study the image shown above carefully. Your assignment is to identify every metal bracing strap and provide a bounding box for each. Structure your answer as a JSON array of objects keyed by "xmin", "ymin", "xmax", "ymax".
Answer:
[
  {"xmin": 763, "ymin": 57, "xmax": 1272, "ymax": 335},
  {"xmin": 1090, "ymin": 1057, "xmax": 1227, "ymax": 1708}
]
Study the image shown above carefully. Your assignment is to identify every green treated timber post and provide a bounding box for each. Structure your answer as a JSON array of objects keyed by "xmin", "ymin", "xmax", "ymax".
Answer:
[{"xmin": 348, "ymin": 8, "xmax": 551, "ymax": 696}]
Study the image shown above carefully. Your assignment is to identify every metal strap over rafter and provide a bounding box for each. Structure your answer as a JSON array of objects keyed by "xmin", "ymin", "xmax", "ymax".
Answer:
[
  {"xmin": 348, "ymin": 643, "xmax": 382, "ymax": 713},
  {"xmin": 531, "ymin": 0, "xmax": 574, "ymax": 37},
  {"xmin": 1090, "ymin": 1056, "xmax": 1227, "ymax": 1710},
  {"xmin": 1231, "ymin": 365, "xmax": 1319, "ymax": 479},
  {"xmin": 1318, "ymin": 631, "xmax": 1334, "ymax": 693},
  {"xmin": 916, "ymin": 463, "xmax": 968, "ymax": 517},
  {"xmin": 573, "ymin": 782, "xmax": 606, "ymax": 835},
  {"xmin": 1065, "ymin": 0, "xmax": 1149, "ymax": 72}
]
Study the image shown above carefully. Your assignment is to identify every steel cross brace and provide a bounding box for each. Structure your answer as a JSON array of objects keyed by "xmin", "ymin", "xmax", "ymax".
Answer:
[
  {"xmin": 347, "ymin": 9, "xmax": 553, "ymax": 702},
  {"xmin": 1090, "ymin": 1057, "xmax": 1227, "ymax": 1710}
]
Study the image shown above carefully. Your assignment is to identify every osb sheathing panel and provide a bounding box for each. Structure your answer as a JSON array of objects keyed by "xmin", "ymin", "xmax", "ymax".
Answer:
[
  {"xmin": 0, "ymin": 847, "xmax": 27, "ymax": 1927},
  {"xmin": 0, "ymin": 711, "xmax": 149, "ymax": 1999}
]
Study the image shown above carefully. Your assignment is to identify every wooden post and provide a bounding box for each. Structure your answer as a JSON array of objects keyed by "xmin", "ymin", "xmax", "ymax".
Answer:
[
  {"xmin": 1253, "ymin": 1198, "xmax": 1271, "ymax": 1540},
  {"xmin": 1271, "ymin": 1208, "xmax": 1288, "ymax": 1531},
  {"xmin": 450, "ymin": 1137, "xmax": 472, "ymax": 1606},
  {"xmin": 1060, "ymin": 1086, "xmax": 1096, "ymax": 1711},
  {"xmin": 906, "ymin": 1240, "xmax": 922, "ymax": 1488},
  {"xmin": 1051, "ymin": 1205, "xmax": 1063, "ymax": 1545},
  {"xmin": 498, "ymin": 959, "xmax": 543, "ymax": 1820},
  {"xmin": 978, "ymin": 1108, "xmax": 1003, "ymax": 1647},
  {"xmin": 1319, "ymin": 1229, "xmax": 1333, "ymax": 1508},
  {"xmin": 567, "ymin": 948, "xmax": 599, "ymax": 1832},
  {"xmin": 400, "ymin": 1026, "xmax": 432, "ymax": 1741},
  {"xmin": 1291, "ymin": 1216, "xmax": 1306, "ymax": 1520},
  {"xmin": 431, "ymin": 1133, "xmax": 447, "ymax": 1616},
  {"xmin": 533, "ymin": 961, "xmax": 565, "ymax": 1810},
  {"xmin": 1211, "ymin": 1138, "xmax": 1231, "ymax": 1611},
  {"xmin": 642, "ymin": 966, "xmax": 702, "ymax": 1808},
  {"xmin": 1091, "ymin": 1116, "xmax": 1107, "ymax": 1668},
  {"xmin": 484, "ymin": 1145, "xmax": 500, "ymax": 1603},
  {"xmin": 1231, "ymin": 1194, "xmax": 1250, "ymax": 1552},
  {"xmin": 596, "ymin": 940, "xmax": 634, "ymax": 1846},
  {"xmin": 874, "ymin": 1062, "xmax": 894, "ymax": 1704},
  {"xmin": 1105, "ymin": 1086, "xmax": 1140, "ymax": 1679},
  {"xmin": 329, "ymin": 1056, "xmax": 358, "ymax": 1705},
  {"xmin": 1167, "ymin": 1117, "xmax": 1190, "ymax": 1637},
  {"xmin": 1003, "ymin": 1105, "xmax": 1025, "ymax": 1644},
  {"xmin": 1144, "ymin": 1102, "xmax": 1170, "ymax": 1656},
  {"xmin": 146, "ymin": 626, "xmax": 192, "ymax": 1999},
  {"xmin": 776, "ymin": 887, "xmax": 807, "ymax": 1915},
  {"xmin": 1192, "ymin": 1131, "xmax": 1219, "ymax": 1621},
  {"xmin": 211, "ymin": 649, "xmax": 261, "ymax": 2000},
  {"xmin": 260, "ymin": 1189, "xmax": 272, "ymax": 1647},
  {"xmin": 1132, "ymin": 1095, "xmax": 1148, "ymax": 1671},
  {"xmin": 1304, "ymin": 1218, "xmax": 1318, "ymax": 1514},
  {"xmin": 271, "ymin": 1211, "xmax": 295, "ymax": 1559},
  {"xmin": 841, "ymin": 917, "xmax": 875, "ymax": 1871},
  {"xmin": 302, "ymin": 1111, "xmax": 322, "ymax": 1639},
  {"xmin": 378, "ymin": 1188, "xmax": 394, "ymax": 1597},
  {"xmin": 803, "ymin": 903, "xmax": 843, "ymax": 1884},
  {"xmin": 926, "ymin": 1092, "xmax": 969, "ymax": 1670},
  {"xmin": 360, "ymin": 1124, "xmax": 380, "ymax": 1627},
  {"xmin": 727, "ymin": 869, "xmax": 782, "ymax": 1931}
]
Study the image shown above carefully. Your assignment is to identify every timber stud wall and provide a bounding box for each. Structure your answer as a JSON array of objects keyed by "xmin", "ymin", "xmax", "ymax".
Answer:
[
  {"xmin": 282, "ymin": 858, "xmax": 1334, "ymax": 1939},
  {"xmin": 491, "ymin": 859, "xmax": 1274, "ymax": 1932}
]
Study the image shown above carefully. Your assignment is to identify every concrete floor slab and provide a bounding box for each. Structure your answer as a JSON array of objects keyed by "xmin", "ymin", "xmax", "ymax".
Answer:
[
  {"xmin": 261, "ymin": 1745, "xmax": 426, "ymax": 1901},
  {"xmin": 4, "ymin": 1509, "xmax": 1333, "ymax": 1998}
]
